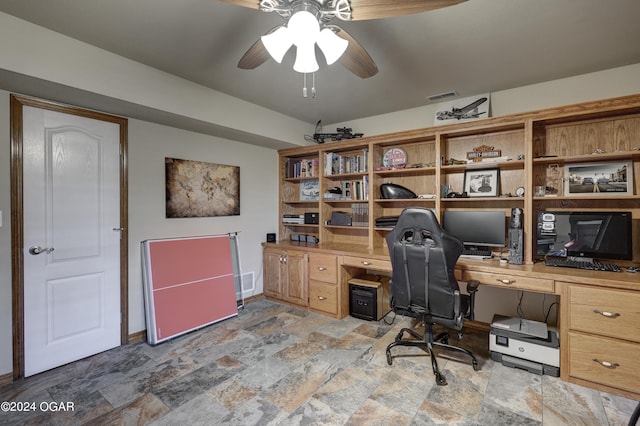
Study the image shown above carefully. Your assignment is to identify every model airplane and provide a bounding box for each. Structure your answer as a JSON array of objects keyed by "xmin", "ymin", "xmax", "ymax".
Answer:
[
  {"xmin": 436, "ymin": 97, "xmax": 488, "ymax": 121},
  {"xmin": 304, "ymin": 120, "xmax": 364, "ymax": 144}
]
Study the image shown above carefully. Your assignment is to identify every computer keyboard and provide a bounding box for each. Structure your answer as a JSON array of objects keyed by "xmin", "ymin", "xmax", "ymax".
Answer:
[
  {"xmin": 462, "ymin": 249, "xmax": 492, "ymax": 257},
  {"xmin": 544, "ymin": 258, "xmax": 620, "ymax": 272}
]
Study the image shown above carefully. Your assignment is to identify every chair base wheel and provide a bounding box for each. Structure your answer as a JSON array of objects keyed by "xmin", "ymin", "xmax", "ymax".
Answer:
[{"xmin": 435, "ymin": 372, "xmax": 447, "ymax": 386}]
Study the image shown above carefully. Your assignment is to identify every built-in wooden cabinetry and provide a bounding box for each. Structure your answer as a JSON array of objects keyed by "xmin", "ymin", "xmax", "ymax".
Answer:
[
  {"xmin": 265, "ymin": 94, "xmax": 640, "ymax": 399},
  {"xmin": 263, "ymin": 247, "xmax": 308, "ymax": 307},
  {"xmin": 277, "ymin": 95, "xmax": 640, "ymax": 264}
]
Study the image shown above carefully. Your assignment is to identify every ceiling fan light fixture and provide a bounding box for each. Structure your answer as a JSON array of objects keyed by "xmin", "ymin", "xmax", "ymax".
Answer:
[
  {"xmin": 288, "ymin": 10, "xmax": 320, "ymax": 46},
  {"xmin": 317, "ymin": 28, "xmax": 348, "ymax": 65},
  {"xmin": 261, "ymin": 26, "xmax": 292, "ymax": 63},
  {"xmin": 293, "ymin": 42, "xmax": 319, "ymax": 73}
]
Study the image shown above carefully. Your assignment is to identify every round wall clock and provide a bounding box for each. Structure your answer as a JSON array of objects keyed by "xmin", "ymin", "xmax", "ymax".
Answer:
[
  {"xmin": 515, "ymin": 186, "xmax": 525, "ymax": 197},
  {"xmin": 382, "ymin": 147, "xmax": 408, "ymax": 167}
]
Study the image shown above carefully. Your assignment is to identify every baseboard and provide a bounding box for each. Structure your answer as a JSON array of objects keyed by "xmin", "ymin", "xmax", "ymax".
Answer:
[
  {"xmin": 0, "ymin": 371, "xmax": 13, "ymax": 387},
  {"xmin": 127, "ymin": 330, "xmax": 147, "ymax": 344},
  {"xmin": 242, "ymin": 293, "xmax": 265, "ymax": 304}
]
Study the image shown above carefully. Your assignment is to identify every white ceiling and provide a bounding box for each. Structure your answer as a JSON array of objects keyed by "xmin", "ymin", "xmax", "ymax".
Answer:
[{"xmin": 1, "ymin": 0, "xmax": 639, "ymax": 127}]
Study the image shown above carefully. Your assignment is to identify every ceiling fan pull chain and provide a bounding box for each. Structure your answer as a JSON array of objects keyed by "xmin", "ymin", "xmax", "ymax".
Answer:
[
  {"xmin": 303, "ymin": 73, "xmax": 307, "ymax": 98},
  {"xmin": 312, "ymin": 72, "xmax": 316, "ymax": 98}
]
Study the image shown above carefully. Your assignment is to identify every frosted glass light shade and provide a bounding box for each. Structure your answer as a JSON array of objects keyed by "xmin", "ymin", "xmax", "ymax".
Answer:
[
  {"xmin": 263, "ymin": 10, "xmax": 344, "ymax": 74},
  {"xmin": 288, "ymin": 11, "xmax": 320, "ymax": 46},
  {"xmin": 293, "ymin": 43, "xmax": 319, "ymax": 73},
  {"xmin": 317, "ymin": 28, "xmax": 348, "ymax": 65},
  {"xmin": 261, "ymin": 26, "xmax": 292, "ymax": 63}
]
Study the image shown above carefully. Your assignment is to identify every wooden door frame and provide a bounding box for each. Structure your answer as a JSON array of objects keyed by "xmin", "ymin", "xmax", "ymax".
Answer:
[{"xmin": 10, "ymin": 94, "xmax": 129, "ymax": 381}]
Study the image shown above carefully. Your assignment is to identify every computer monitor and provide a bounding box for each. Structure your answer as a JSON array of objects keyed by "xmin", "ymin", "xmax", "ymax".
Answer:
[
  {"xmin": 443, "ymin": 210, "xmax": 506, "ymax": 250},
  {"xmin": 537, "ymin": 211, "xmax": 633, "ymax": 261}
]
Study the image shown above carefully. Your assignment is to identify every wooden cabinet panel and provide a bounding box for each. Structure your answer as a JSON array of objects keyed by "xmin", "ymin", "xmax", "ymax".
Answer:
[
  {"xmin": 309, "ymin": 281, "xmax": 338, "ymax": 315},
  {"xmin": 568, "ymin": 332, "xmax": 640, "ymax": 394},
  {"xmin": 309, "ymin": 253, "xmax": 337, "ymax": 284},
  {"xmin": 263, "ymin": 248, "xmax": 283, "ymax": 298},
  {"xmin": 569, "ymin": 285, "xmax": 640, "ymax": 343},
  {"xmin": 462, "ymin": 270, "xmax": 554, "ymax": 293},
  {"xmin": 283, "ymin": 250, "xmax": 308, "ymax": 306}
]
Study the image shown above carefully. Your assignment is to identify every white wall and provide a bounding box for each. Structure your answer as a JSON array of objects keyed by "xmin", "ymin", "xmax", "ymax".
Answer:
[
  {"xmin": 328, "ymin": 63, "xmax": 640, "ymax": 136},
  {"xmin": 0, "ymin": 11, "xmax": 311, "ymax": 149},
  {"xmin": 127, "ymin": 119, "xmax": 278, "ymax": 332}
]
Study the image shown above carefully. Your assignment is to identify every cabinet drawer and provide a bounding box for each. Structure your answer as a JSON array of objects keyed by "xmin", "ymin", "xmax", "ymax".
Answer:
[
  {"xmin": 309, "ymin": 281, "xmax": 338, "ymax": 315},
  {"xmin": 308, "ymin": 253, "xmax": 337, "ymax": 283},
  {"xmin": 462, "ymin": 270, "xmax": 554, "ymax": 293},
  {"xmin": 342, "ymin": 256, "xmax": 392, "ymax": 272},
  {"xmin": 569, "ymin": 332, "xmax": 640, "ymax": 394},
  {"xmin": 568, "ymin": 285, "xmax": 640, "ymax": 343}
]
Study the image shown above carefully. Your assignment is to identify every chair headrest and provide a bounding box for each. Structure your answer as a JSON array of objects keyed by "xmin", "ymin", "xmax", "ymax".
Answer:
[{"xmin": 389, "ymin": 208, "xmax": 444, "ymax": 246}]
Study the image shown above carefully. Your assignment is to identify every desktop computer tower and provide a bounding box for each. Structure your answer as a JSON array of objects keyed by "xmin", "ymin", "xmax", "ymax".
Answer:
[
  {"xmin": 508, "ymin": 208, "xmax": 524, "ymax": 264},
  {"xmin": 348, "ymin": 275, "xmax": 390, "ymax": 321}
]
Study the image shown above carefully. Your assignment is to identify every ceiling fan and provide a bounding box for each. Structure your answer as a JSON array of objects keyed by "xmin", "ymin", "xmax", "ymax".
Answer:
[{"xmin": 220, "ymin": 0, "xmax": 467, "ymax": 78}]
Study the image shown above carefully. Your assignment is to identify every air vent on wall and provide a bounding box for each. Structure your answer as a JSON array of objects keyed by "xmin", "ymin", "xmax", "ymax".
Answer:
[{"xmin": 426, "ymin": 91, "xmax": 458, "ymax": 102}]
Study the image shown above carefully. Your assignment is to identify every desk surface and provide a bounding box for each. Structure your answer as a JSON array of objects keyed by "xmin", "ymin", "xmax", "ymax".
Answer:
[{"xmin": 265, "ymin": 241, "xmax": 639, "ymax": 291}]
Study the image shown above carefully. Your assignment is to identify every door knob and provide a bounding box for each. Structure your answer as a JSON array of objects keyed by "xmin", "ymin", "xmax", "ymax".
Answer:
[{"xmin": 28, "ymin": 245, "xmax": 54, "ymax": 255}]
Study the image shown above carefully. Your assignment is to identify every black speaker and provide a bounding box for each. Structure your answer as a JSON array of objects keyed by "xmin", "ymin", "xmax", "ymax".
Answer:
[{"xmin": 266, "ymin": 233, "xmax": 276, "ymax": 243}]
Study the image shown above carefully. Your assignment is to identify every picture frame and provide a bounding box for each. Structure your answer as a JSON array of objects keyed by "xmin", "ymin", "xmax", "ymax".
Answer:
[
  {"xmin": 434, "ymin": 93, "xmax": 490, "ymax": 126},
  {"xmin": 165, "ymin": 157, "xmax": 240, "ymax": 218},
  {"xmin": 300, "ymin": 179, "xmax": 319, "ymax": 200},
  {"xmin": 564, "ymin": 161, "xmax": 633, "ymax": 197},
  {"xmin": 463, "ymin": 168, "xmax": 500, "ymax": 197}
]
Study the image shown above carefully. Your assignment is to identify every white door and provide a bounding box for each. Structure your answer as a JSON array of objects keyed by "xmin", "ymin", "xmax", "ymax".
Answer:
[{"xmin": 23, "ymin": 105, "xmax": 121, "ymax": 377}]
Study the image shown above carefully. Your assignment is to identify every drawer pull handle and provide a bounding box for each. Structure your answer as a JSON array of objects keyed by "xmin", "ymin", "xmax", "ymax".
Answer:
[
  {"xmin": 317, "ymin": 267, "xmax": 327, "ymax": 271},
  {"xmin": 593, "ymin": 310, "xmax": 621, "ymax": 318},
  {"xmin": 592, "ymin": 358, "xmax": 620, "ymax": 369},
  {"xmin": 496, "ymin": 279, "xmax": 516, "ymax": 285},
  {"xmin": 362, "ymin": 261, "xmax": 371, "ymax": 266},
  {"xmin": 318, "ymin": 296, "xmax": 327, "ymax": 300}
]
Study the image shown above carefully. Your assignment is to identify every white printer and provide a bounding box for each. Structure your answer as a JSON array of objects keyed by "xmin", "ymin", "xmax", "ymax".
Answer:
[{"xmin": 490, "ymin": 314, "xmax": 560, "ymax": 376}]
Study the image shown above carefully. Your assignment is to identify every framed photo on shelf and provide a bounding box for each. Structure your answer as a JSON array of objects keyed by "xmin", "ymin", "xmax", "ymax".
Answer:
[
  {"xmin": 463, "ymin": 168, "xmax": 500, "ymax": 197},
  {"xmin": 300, "ymin": 179, "xmax": 319, "ymax": 200},
  {"xmin": 564, "ymin": 161, "xmax": 633, "ymax": 197}
]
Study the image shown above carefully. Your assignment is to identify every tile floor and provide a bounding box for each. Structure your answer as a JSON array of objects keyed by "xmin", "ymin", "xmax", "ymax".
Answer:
[{"xmin": 0, "ymin": 298, "xmax": 637, "ymax": 425}]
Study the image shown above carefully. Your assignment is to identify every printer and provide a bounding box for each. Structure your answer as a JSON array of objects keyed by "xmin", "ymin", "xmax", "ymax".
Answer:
[{"xmin": 489, "ymin": 314, "xmax": 560, "ymax": 377}]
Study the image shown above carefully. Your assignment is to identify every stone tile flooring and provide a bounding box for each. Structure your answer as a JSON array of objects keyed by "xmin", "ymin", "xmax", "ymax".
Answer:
[{"xmin": 0, "ymin": 298, "xmax": 637, "ymax": 425}]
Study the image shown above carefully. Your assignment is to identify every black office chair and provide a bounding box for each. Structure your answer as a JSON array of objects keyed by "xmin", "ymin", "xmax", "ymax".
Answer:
[{"xmin": 385, "ymin": 207, "xmax": 480, "ymax": 386}]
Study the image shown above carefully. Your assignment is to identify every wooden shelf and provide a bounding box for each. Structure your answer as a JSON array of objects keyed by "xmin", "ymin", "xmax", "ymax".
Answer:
[{"xmin": 277, "ymin": 94, "xmax": 640, "ymax": 266}]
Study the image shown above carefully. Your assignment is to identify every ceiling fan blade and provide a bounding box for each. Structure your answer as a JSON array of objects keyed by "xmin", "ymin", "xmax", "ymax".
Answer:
[
  {"xmin": 237, "ymin": 38, "xmax": 271, "ymax": 69},
  {"xmin": 328, "ymin": 25, "xmax": 378, "ymax": 78},
  {"xmin": 217, "ymin": 0, "xmax": 261, "ymax": 11},
  {"xmin": 237, "ymin": 25, "xmax": 285, "ymax": 69},
  {"xmin": 349, "ymin": 0, "xmax": 467, "ymax": 20}
]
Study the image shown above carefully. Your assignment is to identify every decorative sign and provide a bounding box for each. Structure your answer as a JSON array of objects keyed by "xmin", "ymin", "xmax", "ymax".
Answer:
[
  {"xmin": 382, "ymin": 147, "xmax": 408, "ymax": 167},
  {"xmin": 467, "ymin": 145, "xmax": 502, "ymax": 162}
]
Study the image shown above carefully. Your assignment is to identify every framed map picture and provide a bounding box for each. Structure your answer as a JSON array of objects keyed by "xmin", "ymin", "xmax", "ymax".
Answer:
[{"xmin": 165, "ymin": 157, "xmax": 240, "ymax": 217}]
